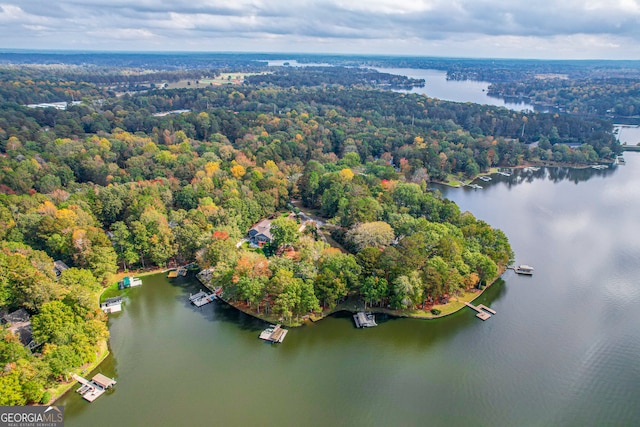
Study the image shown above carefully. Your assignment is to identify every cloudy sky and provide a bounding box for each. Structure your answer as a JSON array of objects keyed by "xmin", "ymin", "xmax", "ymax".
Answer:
[{"xmin": 1, "ymin": 0, "xmax": 640, "ymax": 59}]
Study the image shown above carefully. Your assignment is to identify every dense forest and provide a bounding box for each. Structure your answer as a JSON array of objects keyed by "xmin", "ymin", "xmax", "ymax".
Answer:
[
  {"xmin": 488, "ymin": 78, "xmax": 640, "ymax": 119},
  {"xmin": 244, "ymin": 66, "xmax": 425, "ymax": 89},
  {"xmin": 0, "ymin": 59, "xmax": 623, "ymax": 404}
]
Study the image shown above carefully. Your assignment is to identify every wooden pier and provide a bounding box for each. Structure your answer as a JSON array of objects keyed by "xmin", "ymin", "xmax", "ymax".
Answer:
[
  {"xmin": 72, "ymin": 373, "xmax": 116, "ymax": 402},
  {"xmin": 189, "ymin": 291, "xmax": 216, "ymax": 307},
  {"xmin": 259, "ymin": 324, "xmax": 288, "ymax": 343},
  {"xmin": 463, "ymin": 302, "xmax": 496, "ymax": 321},
  {"xmin": 353, "ymin": 312, "xmax": 377, "ymax": 328}
]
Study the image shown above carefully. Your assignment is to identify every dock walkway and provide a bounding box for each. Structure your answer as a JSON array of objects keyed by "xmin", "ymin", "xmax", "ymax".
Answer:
[
  {"xmin": 463, "ymin": 302, "xmax": 496, "ymax": 321},
  {"xmin": 353, "ymin": 312, "xmax": 377, "ymax": 328},
  {"xmin": 259, "ymin": 324, "xmax": 288, "ymax": 343},
  {"xmin": 189, "ymin": 291, "xmax": 216, "ymax": 307},
  {"xmin": 71, "ymin": 373, "xmax": 116, "ymax": 402}
]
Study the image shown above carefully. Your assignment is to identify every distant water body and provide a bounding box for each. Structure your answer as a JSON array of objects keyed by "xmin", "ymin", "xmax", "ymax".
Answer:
[
  {"xmin": 374, "ymin": 67, "xmax": 536, "ymax": 112},
  {"xmin": 266, "ymin": 60, "xmax": 535, "ymax": 111},
  {"xmin": 60, "ymin": 154, "xmax": 640, "ymax": 426}
]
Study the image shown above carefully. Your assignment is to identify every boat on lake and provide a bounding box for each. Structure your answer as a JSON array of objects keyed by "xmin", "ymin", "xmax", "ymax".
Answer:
[
  {"xmin": 514, "ymin": 265, "xmax": 534, "ymax": 275},
  {"xmin": 479, "ymin": 176, "xmax": 492, "ymax": 182}
]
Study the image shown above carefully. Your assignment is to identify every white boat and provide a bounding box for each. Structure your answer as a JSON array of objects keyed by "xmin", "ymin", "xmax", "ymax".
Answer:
[
  {"xmin": 514, "ymin": 265, "xmax": 534, "ymax": 275},
  {"xmin": 479, "ymin": 176, "xmax": 492, "ymax": 182}
]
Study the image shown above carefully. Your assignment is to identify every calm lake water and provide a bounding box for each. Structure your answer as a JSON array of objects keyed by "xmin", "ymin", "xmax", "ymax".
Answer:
[
  {"xmin": 615, "ymin": 124, "xmax": 640, "ymax": 146},
  {"xmin": 60, "ymin": 155, "xmax": 640, "ymax": 426},
  {"xmin": 374, "ymin": 67, "xmax": 536, "ymax": 112},
  {"xmin": 266, "ymin": 60, "xmax": 535, "ymax": 111}
]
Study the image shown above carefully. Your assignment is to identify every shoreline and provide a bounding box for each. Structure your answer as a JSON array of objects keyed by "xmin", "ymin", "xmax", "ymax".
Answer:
[
  {"xmin": 204, "ymin": 266, "xmax": 507, "ymax": 327},
  {"xmin": 50, "ymin": 267, "xmax": 168, "ymax": 404},
  {"xmin": 47, "ymin": 340, "xmax": 110, "ymax": 405},
  {"xmin": 433, "ymin": 160, "xmax": 616, "ymax": 188}
]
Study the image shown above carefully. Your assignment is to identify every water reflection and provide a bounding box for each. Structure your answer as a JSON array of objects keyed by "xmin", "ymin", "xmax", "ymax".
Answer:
[{"xmin": 462, "ymin": 165, "xmax": 621, "ymax": 193}]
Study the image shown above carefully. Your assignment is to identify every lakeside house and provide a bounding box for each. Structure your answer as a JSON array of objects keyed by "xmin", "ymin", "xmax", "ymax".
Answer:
[
  {"xmin": 248, "ymin": 219, "xmax": 273, "ymax": 246},
  {"xmin": 2, "ymin": 308, "xmax": 37, "ymax": 350},
  {"xmin": 53, "ymin": 260, "xmax": 69, "ymax": 278}
]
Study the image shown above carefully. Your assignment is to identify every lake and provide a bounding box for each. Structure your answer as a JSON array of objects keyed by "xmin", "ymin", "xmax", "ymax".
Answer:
[
  {"xmin": 614, "ymin": 124, "xmax": 640, "ymax": 146},
  {"xmin": 59, "ymin": 155, "xmax": 640, "ymax": 426},
  {"xmin": 266, "ymin": 60, "xmax": 535, "ymax": 111},
  {"xmin": 374, "ymin": 67, "xmax": 536, "ymax": 112}
]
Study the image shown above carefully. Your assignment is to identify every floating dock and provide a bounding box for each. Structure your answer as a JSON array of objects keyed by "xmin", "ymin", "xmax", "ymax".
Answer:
[
  {"xmin": 72, "ymin": 373, "xmax": 116, "ymax": 402},
  {"xmin": 464, "ymin": 302, "xmax": 496, "ymax": 321},
  {"xmin": 466, "ymin": 183, "xmax": 483, "ymax": 189},
  {"xmin": 259, "ymin": 324, "xmax": 288, "ymax": 343},
  {"xmin": 353, "ymin": 312, "xmax": 378, "ymax": 328},
  {"xmin": 497, "ymin": 171, "xmax": 511, "ymax": 177},
  {"xmin": 167, "ymin": 270, "xmax": 179, "ymax": 278},
  {"xmin": 189, "ymin": 291, "xmax": 216, "ymax": 307}
]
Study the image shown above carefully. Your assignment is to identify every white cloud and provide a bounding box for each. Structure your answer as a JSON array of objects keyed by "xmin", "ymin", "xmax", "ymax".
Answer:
[{"xmin": 1, "ymin": 0, "xmax": 640, "ymax": 57}]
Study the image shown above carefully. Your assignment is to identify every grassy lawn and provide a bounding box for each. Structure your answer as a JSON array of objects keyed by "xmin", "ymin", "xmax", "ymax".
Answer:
[{"xmin": 164, "ymin": 73, "xmax": 268, "ymax": 89}]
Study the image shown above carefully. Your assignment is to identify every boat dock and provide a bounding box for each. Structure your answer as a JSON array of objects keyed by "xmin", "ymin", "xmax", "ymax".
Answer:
[
  {"xmin": 259, "ymin": 324, "xmax": 288, "ymax": 343},
  {"xmin": 497, "ymin": 171, "xmax": 511, "ymax": 177},
  {"xmin": 478, "ymin": 175, "xmax": 492, "ymax": 182},
  {"xmin": 100, "ymin": 296, "xmax": 123, "ymax": 314},
  {"xmin": 464, "ymin": 302, "xmax": 496, "ymax": 321},
  {"xmin": 466, "ymin": 183, "xmax": 483, "ymax": 189},
  {"xmin": 189, "ymin": 291, "xmax": 216, "ymax": 307},
  {"xmin": 353, "ymin": 312, "xmax": 377, "ymax": 328},
  {"xmin": 511, "ymin": 264, "xmax": 534, "ymax": 275},
  {"xmin": 118, "ymin": 276, "xmax": 142, "ymax": 289},
  {"xmin": 168, "ymin": 266, "xmax": 189, "ymax": 278},
  {"xmin": 72, "ymin": 373, "xmax": 116, "ymax": 402}
]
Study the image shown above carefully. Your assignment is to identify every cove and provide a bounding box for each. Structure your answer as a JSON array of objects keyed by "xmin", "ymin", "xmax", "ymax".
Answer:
[{"xmin": 59, "ymin": 154, "xmax": 640, "ymax": 426}]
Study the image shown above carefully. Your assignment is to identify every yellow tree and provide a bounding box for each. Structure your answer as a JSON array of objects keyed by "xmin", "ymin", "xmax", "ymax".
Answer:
[{"xmin": 230, "ymin": 164, "xmax": 246, "ymax": 179}]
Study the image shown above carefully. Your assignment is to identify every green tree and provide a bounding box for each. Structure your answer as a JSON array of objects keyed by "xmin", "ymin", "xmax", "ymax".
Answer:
[
  {"xmin": 31, "ymin": 301, "xmax": 78, "ymax": 346},
  {"xmin": 111, "ymin": 221, "xmax": 139, "ymax": 270},
  {"xmin": 345, "ymin": 221, "xmax": 395, "ymax": 251},
  {"xmin": 270, "ymin": 217, "xmax": 299, "ymax": 249},
  {"xmin": 0, "ymin": 370, "xmax": 26, "ymax": 405}
]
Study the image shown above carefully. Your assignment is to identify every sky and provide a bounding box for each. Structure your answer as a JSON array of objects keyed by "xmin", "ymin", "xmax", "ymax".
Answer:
[{"xmin": 1, "ymin": 0, "xmax": 640, "ymax": 59}]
